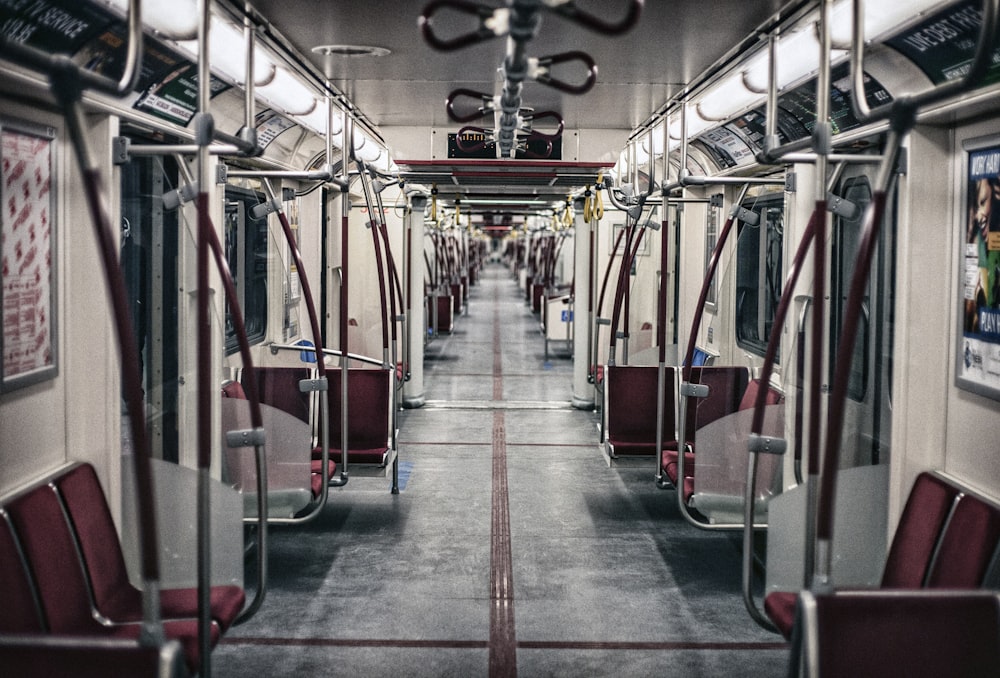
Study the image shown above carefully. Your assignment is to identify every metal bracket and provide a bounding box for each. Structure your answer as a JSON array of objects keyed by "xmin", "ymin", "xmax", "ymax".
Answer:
[
  {"xmin": 680, "ymin": 382, "xmax": 710, "ymax": 398},
  {"xmin": 596, "ymin": 317, "xmax": 611, "ymax": 326},
  {"xmin": 895, "ymin": 147, "xmax": 908, "ymax": 176},
  {"xmin": 826, "ymin": 192, "xmax": 860, "ymax": 220},
  {"xmin": 226, "ymin": 427, "xmax": 266, "ymax": 448},
  {"xmin": 250, "ymin": 199, "xmax": 280, "ymax": 219},
  {"xmin": 748, "ymin": 433, "xmax": 787, "ymax": 456},
  {"xmin": 112, "ymin": 136, "xmax": 131, "ymax": 165},
  {"xmin": 709, "ymin": 193, "xmax": 724, "ymax": 208},
  {"xmin": 299, "ymin": 377, "xmax": 328, "ymax": 392},
  {"xmin": 785, "ymin": 171, "xmax": 796, "ymax": 193},
  {"xmin": 216, "ymin": 164, "xmax": 228, "ymax": 185},
  {"xmin": 731, "ymin": 204, "xmax": 760, "ymax": 226}
]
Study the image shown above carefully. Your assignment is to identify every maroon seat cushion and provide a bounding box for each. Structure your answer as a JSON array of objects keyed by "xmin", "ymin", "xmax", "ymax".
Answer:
[
  {"xmin": 764, "ymin": 591, "xmax": 797, "ymax": 640},
  {"xmin": 926, "ymin": 493, "xmax": 1000, "ymax": 588},
  {"xmin": 56, "ymin": 464, "xmax": 245, "ymax": 631},
  {"xmin": 881, "ymin": 472, "xmax": 960, "ymax": 588},
  {"xmin": 0, "ymin": 511, "xmax": 45, "ymax": 633}
]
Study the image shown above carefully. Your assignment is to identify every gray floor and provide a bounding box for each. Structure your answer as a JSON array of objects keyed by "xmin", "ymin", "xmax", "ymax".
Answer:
[{"xmin": 213, "ymin": 264, "xmax": 788, "ymax": 677}]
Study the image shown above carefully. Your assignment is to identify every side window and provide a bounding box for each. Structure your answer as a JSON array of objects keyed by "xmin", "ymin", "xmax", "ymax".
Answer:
[
  {"xmin": 735, "ymin": 195, "xmax": 784, "ymax": 357},
  {"xmin": 831, "ymin": 176, "xmax": 873, "ymax": 402},
  {"xmin": 224, "ymin": 185, "xmax": 268, "ymax": 353},
  {"xmin": 704, "ymin": 199, "xmax": 720, "ymax": 310}
]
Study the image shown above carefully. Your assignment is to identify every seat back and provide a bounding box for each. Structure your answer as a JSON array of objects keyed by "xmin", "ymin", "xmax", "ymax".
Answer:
[
  {"xmin": 689, "ymin": 366, "xmax": 750, "ymax": 437},
  {"xmin": 243, "ymin": 366, "xmax": 311, "ymax": 424},
  {"xmin": 328, "ymin": 368, "xmax": 392, "ymax": 450},
  {"xmin": 0, "ymin": 509, "xmax": 46, "ymax": 633},
  {"xmin": 881, "ymin": 472, "xmax": 962, "ymax": 588},
  {"xmin": 926, "ymin": 492, "xmax": 1000, "ymax": 588},
  {"xmin": 798, "ymin": 591, "xmax": 1000, "ymax": 678},
  {"xmin": 53, "ymin": 464, "xmax": 134, "ymax": 615},
  {"xmin": 605, "ymin": 366, "xmax": 676, "ymax": 448},
  {"xmin": 5, "ymin": 482, "xmax": 98, "ymax": 633}
]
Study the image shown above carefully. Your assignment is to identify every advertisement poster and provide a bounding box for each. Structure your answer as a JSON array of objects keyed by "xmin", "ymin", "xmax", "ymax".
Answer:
[
  {"xmin": 1, "ymin": 121, "xmax": 57, "ymax": 391},
  {"xmin": 958, "ymin": 140, "xmax": 1000, "ymax": 399}
]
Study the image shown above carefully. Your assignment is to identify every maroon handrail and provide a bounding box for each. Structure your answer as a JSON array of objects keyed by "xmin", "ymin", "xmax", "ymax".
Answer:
[
  {"xmin": 817, "ymin": 192, "xmax": 888, "ymax": 541},
  {"xmin": 750, "ymin": 205, "xmax": 823, "ymax": 434},
  {"xmin": 681, "ymin": 215, "xmax": 737, "ymax": 382}
]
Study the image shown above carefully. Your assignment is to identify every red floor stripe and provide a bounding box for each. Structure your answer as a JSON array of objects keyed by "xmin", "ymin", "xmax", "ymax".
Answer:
[
  {"xmin": 517, "ymin": 641, "xmax": 789, "ymax": 651},
  {"xmin": 221, "ymin": 637, "xmax": 488, "ymax": 649},
  {"xmin": 490, "ymin": 286, "xmax": 517, "ymax": 677}
]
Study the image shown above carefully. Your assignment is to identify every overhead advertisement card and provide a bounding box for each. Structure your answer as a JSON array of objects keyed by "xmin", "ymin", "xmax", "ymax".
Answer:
[{"xmin": 958, "ymin": 140, "xmax": 1000, "ymax": 400}]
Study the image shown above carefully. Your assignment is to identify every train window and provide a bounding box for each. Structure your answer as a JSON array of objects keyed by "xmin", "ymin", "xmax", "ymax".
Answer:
[
  {"xmin": 735, "ymin": 194, "xmax": 784, "ymax": 358},
  {"xmin": 831, "ymin": 176, "xmax": 873, "ymax": 402},
  {"xmin": 120, "ymin": 153, "xmax": 180, "ymax": 462},
  {"xmin": 704, "ymin": 200, "xmax": 719, "ymax": 311},
  {"xmin": 224, "ymin": 185, "xmax": 269, "ymax": 353}
]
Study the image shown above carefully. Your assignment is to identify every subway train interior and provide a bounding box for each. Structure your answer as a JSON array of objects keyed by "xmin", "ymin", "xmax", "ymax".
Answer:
[{"xmin": 3, "ymin": 0, "xmax": 1000, "ymax": 675}]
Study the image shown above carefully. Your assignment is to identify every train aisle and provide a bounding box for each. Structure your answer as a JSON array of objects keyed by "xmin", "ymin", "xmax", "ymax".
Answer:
[{"xmin": 214, "ymin": 263, "xmax": 787, "ymax": 677}]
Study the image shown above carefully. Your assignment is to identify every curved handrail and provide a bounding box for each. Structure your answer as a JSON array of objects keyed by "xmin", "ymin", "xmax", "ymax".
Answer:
[
  {"xmin": 202, "ymin": 219, "xmax": 269, "ymax": 625},
  {"xmin": 849, "ymin": 0, "xmax": 999, "ymax": 125},
  {"xmin": 176, "ymin": 158, "xmax": 268, "ymax": 625},
  {"xmin": 813, "ymin": 0, "xmax": 999, "ymax": 588},
  {"xmin": 263, "ymin": 179, "xmax": 346, "ymax": 509},
  {"xmin": 37, "ymin": 3, "xmax": 163, "ymax": 645},
  {"xmin": 356, "ymin": 162, "xmax": 391, "ymax": 364},
  {"xmin": 0, "ymin": 0, "xmax": 143, "ymax": 97},
  {"xmin": 532, "ymin": 51, "xmax": 598, "ymax": 95},
  {"xmin": 607, "ymin": 221, "xmax": 647, "ymax": 366},
  {"xmin": 419, "ymin": 0, "xmax": 501, "ymax": 51},
  {"xmin": 739, "ymin": 203, "xmax": 822, "ymax": 632},
  {"xmin": 548, "ymin": 0, "xmax": 644, "ymax": 35}
]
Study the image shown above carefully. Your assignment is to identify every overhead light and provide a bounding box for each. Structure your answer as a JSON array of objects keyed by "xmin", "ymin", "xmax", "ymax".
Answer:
[
  {"xmin": 696, "ymin": 71, "xmax": 764, "ymax": 122},
  {"xmin": 311, "ymin": 44, "xmax": 391, "ymax": 58},
  {"xmin": 743, "ymin": 27, "xmax": 847, "ymax": 93},
  {"xmin": 668, "ymin": 108, "xmax": 713, "ymax": 141},
  {"xmin": 176, "ymin": 17, "xmax": 274, "ymax": 86},
  {"xmin": 103, "ymin": 0, "xmax": 199, "ymax": 40},
  {"xmin": 293, "ymin": 105, "xmax": 344, "ymax": 138},
  {"xmin": 258, "ymin": 67, "xmax": 317, "ymax": 116},
  {"xmin": 829, "ymin": 0, "xmax": 949, "ymax": 46}
]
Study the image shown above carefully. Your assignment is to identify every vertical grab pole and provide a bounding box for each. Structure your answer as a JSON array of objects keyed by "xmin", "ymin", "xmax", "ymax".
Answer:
[
  {"xmin": 654, "ymin": 119, "xmax": 670, "ymax": 484},
  {"xmin": 340, "ymin": 112, "xmax": 352, "ymax": 481},
  {"xmin": 44, "ymin": 0, "xmax": 162, "ymax": 645},
  {"xmin": 193, "ymin": 0, "xmax": 213, "ymax": 674},
  {"xmin": 805, "ymin": 0, "xmax": 832, "ymax": 592}
]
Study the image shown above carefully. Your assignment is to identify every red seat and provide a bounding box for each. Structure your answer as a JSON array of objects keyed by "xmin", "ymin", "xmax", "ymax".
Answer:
[
  {"xmin": 605, "ymin": 366, "xmax": 676, "ymax": 457},
  {"xmin": 55, "ymin": 463, "xmax": 245, "ymax": 631},
  {"xmin": 795, "ymin": 590, "xmax": 1000, "ymax": 677},
  {"xmin": 0, "ymin": 636, "xmax": 187, "ymax": 678},
  {"xmin": 5, "ymin": 480, "xmax": 218, "ymax": 672},
  {"xmin": 0, "ymin": 510, "xmax": 45, "ymax": 633},
  {"xmin": 660, "ymin": 367, "xmax": 753, "ymax": 502},
  {"xmin": 925, "ymin": 492, "xmax": 1000, "ymax": 588},
  {"xmin": 766, "ymin": 472, "xmax": 992, "ymax": 640},
  {"xmin": 315, "ymin": 368, "xmax": 392, "ymax": 466},
  {"xmin": 224, "ymin": 379, "xmax": 336, "ymax": 498}
]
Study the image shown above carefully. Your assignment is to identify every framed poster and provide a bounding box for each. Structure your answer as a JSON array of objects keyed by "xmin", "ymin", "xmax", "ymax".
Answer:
[
  {"xmin": 957, "ymin": 137, "xmax": 1000, "ymax": 400},
  {"xmin": 1, "ymin": 119, "xmax": 58, "ymax": 392}
]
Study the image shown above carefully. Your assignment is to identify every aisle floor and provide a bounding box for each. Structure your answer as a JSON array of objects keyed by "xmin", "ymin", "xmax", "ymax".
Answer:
[{"xmin": 214, "ymin": 264, "xmax": 788, "ymax": 677}]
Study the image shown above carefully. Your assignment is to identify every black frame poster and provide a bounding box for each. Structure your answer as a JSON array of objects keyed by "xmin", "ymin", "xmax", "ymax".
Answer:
[{"xmin": 957, "ymin": 137, "xmax": 1000, "ymax": 400}]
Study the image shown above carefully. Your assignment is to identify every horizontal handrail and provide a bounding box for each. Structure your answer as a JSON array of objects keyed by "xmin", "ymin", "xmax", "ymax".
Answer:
[{"xmin": 268, "ymin": 343, "xmax": 386, "ymax": 369}]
